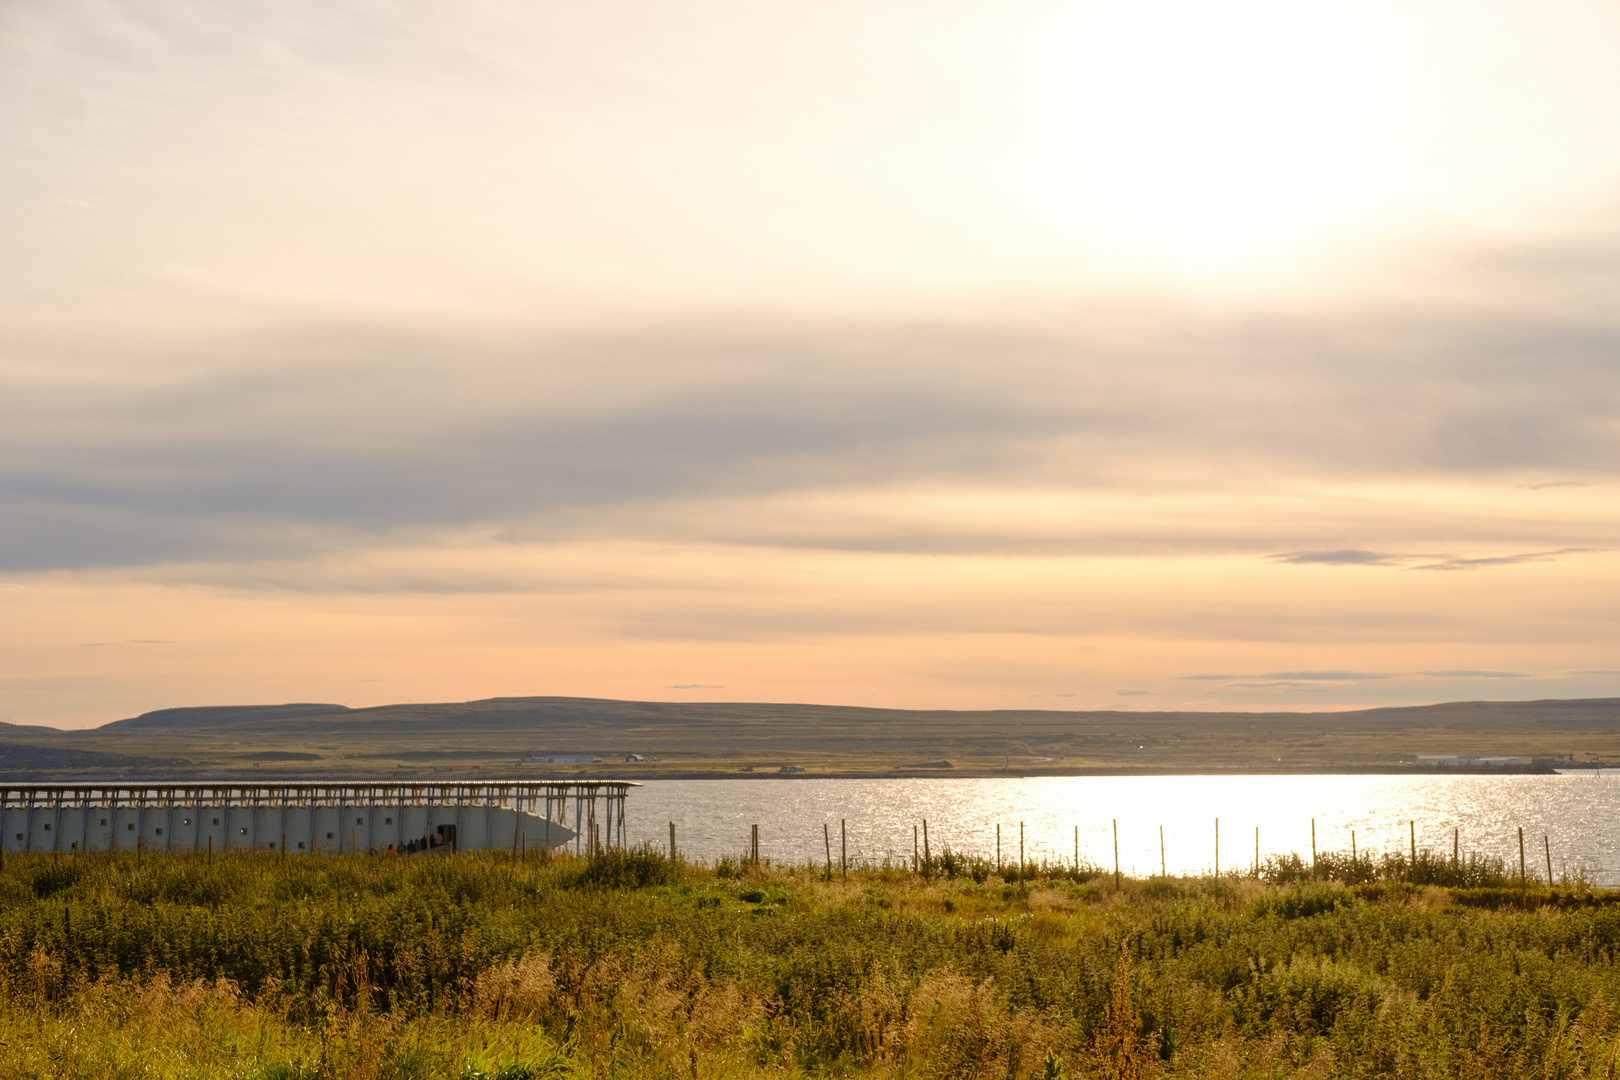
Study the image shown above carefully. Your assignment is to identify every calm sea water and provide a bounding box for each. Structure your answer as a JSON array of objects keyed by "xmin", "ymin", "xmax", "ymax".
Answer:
[{"xmin": 620, "ymin": 773, "xmax": 1620, "ymax": 884}]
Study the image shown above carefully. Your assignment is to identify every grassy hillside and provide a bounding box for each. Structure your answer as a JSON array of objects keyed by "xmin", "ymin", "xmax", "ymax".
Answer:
[
  {"xmin": 4, "ymin": 695, "xmax": 1620, "ymax": 779},
  {"xmin": 1, "ymin": 845, "xmax": 1617, "ymax": 1079}
]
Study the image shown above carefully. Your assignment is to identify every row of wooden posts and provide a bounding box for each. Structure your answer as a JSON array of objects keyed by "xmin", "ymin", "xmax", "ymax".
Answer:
[{"xmin": 661, "ymin": 817, "xmax": 1567, "ymax": 887}]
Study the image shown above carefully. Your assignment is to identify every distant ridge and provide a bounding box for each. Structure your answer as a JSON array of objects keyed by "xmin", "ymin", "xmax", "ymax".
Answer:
[
  {"xmin": 104, "ymin": 703, "xmax": 353, "ymax": 730},
  {"xmin": 4, "ymin": 694, "xmax": 1617, "ymax": 780},
  {"xmin": 93, "ymin": 694, "xmax": 1620, "ymax": 734}
]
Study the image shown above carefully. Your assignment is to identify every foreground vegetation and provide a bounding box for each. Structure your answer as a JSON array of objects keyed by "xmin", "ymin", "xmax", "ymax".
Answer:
[{"xmin": 5, "ymin": 845, "xmax": 1620, "ymax": 1078}]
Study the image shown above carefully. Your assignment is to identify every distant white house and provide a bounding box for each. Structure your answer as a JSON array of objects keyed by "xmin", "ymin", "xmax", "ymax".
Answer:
[{"xmin": 1417, "ymin": 754, "xmax": 1531, "ymax": 767}]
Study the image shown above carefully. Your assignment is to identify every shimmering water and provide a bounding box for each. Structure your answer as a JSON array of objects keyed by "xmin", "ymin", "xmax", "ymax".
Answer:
[{"xmin": 622, "ymin": 773, "xmax": 1620, "ymax": 884}]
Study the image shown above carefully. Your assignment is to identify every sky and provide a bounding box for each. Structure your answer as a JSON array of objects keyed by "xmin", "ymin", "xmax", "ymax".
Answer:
[{"xmin": 3, "ymin": 0, "xmax": 1620, "ymax": 728}]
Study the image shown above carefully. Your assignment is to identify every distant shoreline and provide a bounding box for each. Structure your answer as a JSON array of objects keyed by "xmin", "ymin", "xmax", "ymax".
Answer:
[{"xmin": 0, "ymin": 763, "xmax": 1560, "ymax": 784}]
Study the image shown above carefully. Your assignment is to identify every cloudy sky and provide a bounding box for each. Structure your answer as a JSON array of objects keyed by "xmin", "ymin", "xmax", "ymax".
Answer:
[{"xmin": 3, "ymin": 0, "xmax": 1619, "ymax": 728}]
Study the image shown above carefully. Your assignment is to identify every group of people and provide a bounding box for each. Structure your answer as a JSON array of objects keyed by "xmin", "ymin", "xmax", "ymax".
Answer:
[{"xmin": 383, "ymin": 832, "xmax": 447, "ymax": 855}]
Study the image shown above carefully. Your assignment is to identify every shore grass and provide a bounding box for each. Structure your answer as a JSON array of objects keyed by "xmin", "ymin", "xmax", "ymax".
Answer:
[{"xmin": 4, "ymin": 845, "xmax": 1620, "ymax": 1078}]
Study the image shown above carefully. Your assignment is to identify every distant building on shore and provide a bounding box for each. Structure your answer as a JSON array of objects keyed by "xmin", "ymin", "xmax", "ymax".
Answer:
[{"xmin": 1416, "ymin": 754, "xmax": 1532, "ymax": 767}]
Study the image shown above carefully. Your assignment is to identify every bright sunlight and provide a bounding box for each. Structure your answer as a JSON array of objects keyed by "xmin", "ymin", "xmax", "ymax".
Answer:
[{"xmin": 1047, "ymin": 0, "xmax": 1381, "ymax": 273}]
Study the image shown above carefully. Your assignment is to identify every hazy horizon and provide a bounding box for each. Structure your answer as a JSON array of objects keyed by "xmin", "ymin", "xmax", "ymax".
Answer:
[{"xmin": 5, "ymin": 1, "xmax": 1620, "ymax": 729}]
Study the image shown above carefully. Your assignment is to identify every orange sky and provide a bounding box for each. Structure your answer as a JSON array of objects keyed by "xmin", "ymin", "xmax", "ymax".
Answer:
[{"xmin": 3, "ymin": 1, "xmax": 1620, "ymax": 728}]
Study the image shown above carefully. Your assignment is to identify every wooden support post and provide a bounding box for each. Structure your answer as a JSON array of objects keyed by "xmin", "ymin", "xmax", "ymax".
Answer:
[
  {"xmin": 1518, "ymin": 826, "xmax": 1526, "ymax": 886},
  {"xmin": 1453, "ymin": 828, "xmax": 1459, "ymax": 868},
  {"xmin": 1112, "ymin": 819, "xmax": 1120, "ymax": 889},
  {"xmin": 1351, "ymin": 830, "xmax": 1356, "ymax": 862},
  {"xmin": 922, "ymin": 819, "xmax": 930, "ymax": 864},
  {"xmin": 1409, "ymin": 820, "xmax": 1416, "ymax": 875},
  {"xmin": 996, "ymin": 823, "xmax": 1001, "ymax": 873},
  {"xmin": 1310, "ymin": 819, "xmax": 1316, "ymax": 869},
  {"xmin": 1019, "ymin": 821, "xmax": 1025, "ymax": 882},
  {"xmin": 1160, "ymin": 825, "xmax": 1166, "ymax": 877},
  {"xmin": 841, "ymin": 819, "xmax": 847, "ymax": 877},
  {"xmin": 670, "ymin": 821, "xmax": 677, "ymax": 859},
  {"xmin": 1545, "ymin": 835, "xmax": 1554, "ymax": 887},
  {"xmin": 282, "ymin": 832, "xmax": 287, "ymax": 861},
  {"xmin": 1214, "ymin": 817, "xmax": 1219, "ymax": 877},
  {"xmin": 913, "ymin": 824, "xmax": 919, "ymax": 872},
  {"xmin": 824, "ymin": 823, "xmax": 832, "ymax": 878},
  {"xmin": 1254, "ymin": 826, "xmax": 1259, "ymax": 878}
]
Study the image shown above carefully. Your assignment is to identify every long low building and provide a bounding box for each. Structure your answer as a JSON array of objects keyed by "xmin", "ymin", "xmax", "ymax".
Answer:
[{"xmin": 0, "ymin": 782, "xmax": 635, "ymax": 855}]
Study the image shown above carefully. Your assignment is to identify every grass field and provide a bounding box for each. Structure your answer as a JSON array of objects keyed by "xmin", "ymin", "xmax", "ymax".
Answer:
[{"xmin": 4, "ymin": 843, "xmax": 1620, "ymax": 1078}]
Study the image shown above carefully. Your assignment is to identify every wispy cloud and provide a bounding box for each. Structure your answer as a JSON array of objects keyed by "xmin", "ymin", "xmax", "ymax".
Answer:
[
  {"xmin": 1422, "ymin": 670, "xmax": 1528, "ymax": 679},
  {"xmin": 1114, "ymin": 688, "xmax": 1149, "ymax": 696},
  {"xmin": 1409, "ymin": 549, "xmax": 1591, "ymax": 571},
  {"xmin": 668, "ymin": 683, "xmax": 725, "ymax": 689},
  {"xmin": 1270, "ymin": 548, "xmax": 1594, "ymax": 572},
  {"xmin": 1266, "ymin": 550, "xmax": 1409, "ymax": 566},
  {"xmin": 1263, "ymin": 671, "xmax": 1390, "ymax": 681}
]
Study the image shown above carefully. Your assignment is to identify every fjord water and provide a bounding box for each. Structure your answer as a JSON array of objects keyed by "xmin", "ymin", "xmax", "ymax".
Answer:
[{"xmin": 623, "ymin": 774, "xmax": 1620, "ymax": 884}]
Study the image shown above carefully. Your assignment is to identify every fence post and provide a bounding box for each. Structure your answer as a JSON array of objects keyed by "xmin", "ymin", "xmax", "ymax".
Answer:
[
  {"xmin": 1545, "ymin": 835, "xmax": 1553, "ymax": 887},
  {"xmin": 1113, "ymin": 819, "xmax": 1120, "ymax": 889},
  {"xmin": 1254, "ymin": 826, "xmax": 1259, "ymax": 878},
  {"xmin": 1311, "ymin": 819, "xmax": 1316, "ymax": 869},
  {"xmin": 913, "ymin": 824, "xmax": 919, "ymax": 873},
  {"xmin": 922, "ymin": 819, "xmax": 930, "ymax": 864},
  {"xmin": 1160, "ymin": 825, "xmax": 1166, "ymax": 877},
  {"xmin": 824, "ymin": 823, "xmax": 832, "ymax": 879},
  {"xmin": 841, "ymin": 819, "xmax": 847, "ymax": 877},
  {"xmin": 670, "ymin": 821, "xmax": 677, "ymax": 859},
  {"xmin": 1214, "ymin": 817, "xmax": 1219, "ymax": 877},
  {"xmin": 1409, "ymin": 820, "xmax": 1416, "ymax": 877},
  {"xmin": 1453, "ymin": 828, "xmax": 1459, "ymax": 868},
  {"xmin": 996, "ymin": 824, "xmax": 1001, "ymax": 873},
  {"xmin": 1518, "ymin": 827, "xmax": 1526, "ymax": 886},
  {"xmin": 1019, "ymin": 821, "xmax": 1025, "ymax": 882}
]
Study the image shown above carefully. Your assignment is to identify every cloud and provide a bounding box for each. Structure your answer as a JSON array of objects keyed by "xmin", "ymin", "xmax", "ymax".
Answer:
[
  {"xmin": 1410, "ymin": 548, "xmax": 1591, "ymax": 571},
  {"xmin": 1269, "ymin": 548, "xmax": 1595, "ymax": 572},
  {"xmin": 4, "ymin": 219, "xmax": 1620, "ymax": 579},
  {"xmin": 1179, "ymin": 674, "xmax": 1236, "ymax": 681},
  {"xmin": 1521, "ymin": 481, "xmax": 1590, "ymax": 490},
  {"xmin": 1266, "ymin": 549, "xmax": 1408, "ymax": 566},
  {"xmin": 1422, "ymin": 670, "xmax": 1528, "ymax": 679},
  {"xmin": 1568, "ymin": 669, "xmax": 1620, "ymax": 676},
  {"xmin": 1114, "ymin": 688, "xmax": 1149, "ymax": 696},
  {"xmin": 668, "ymin": 683, "xmax": 725, "ymax": 689},
  {"xmin": 1263, "ymin": 671, "xmax": 1390, "ymax": 681}
]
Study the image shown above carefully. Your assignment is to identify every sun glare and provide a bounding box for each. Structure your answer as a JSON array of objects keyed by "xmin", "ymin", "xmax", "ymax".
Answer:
[{"xmin": 1045, "ymin": 0, "xmax": 1381, "ymax": 275}]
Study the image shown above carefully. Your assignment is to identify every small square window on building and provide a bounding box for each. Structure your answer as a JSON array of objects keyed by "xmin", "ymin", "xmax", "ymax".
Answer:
[
  {"xmin": 99, "ymin": 818, "xmax": 107, "ymax": 826},
  {"xmin": 385, "ymin": 817, "xmax": 393, "ymax": 825},
  {"xmin": 43, "ymin": 824, "xmax": 50, "ymax": 831},
  {"xmin": 356, "ymin": 817, "xmax": 363, "ymax": 824},
  {"xmin": 155, "ymin": 828, "xmax": 163, "ymax": 835},
  {"xmin": 239, "ymin": 827, "xmax": 247, "ymax": 834},
  {"xmin": 128, "ymin": 823, "xmax": 135, "ymax": 831},
  {"xmin": 298, "ymin": 841, "xmax": 305, "ymax": 849},
  {"xmin": 212, "ymin": 818, "xmax": 220, "ymax": 825},
  {"xmin": 183, "ymin": 818, "xmax": 191, "ymax": 825},
  {"xmin": 326, "ymin": 832, "xmax": 334, "ymax": 839}
]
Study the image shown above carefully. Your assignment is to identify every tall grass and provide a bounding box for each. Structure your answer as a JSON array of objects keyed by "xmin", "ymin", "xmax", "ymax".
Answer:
[{"xmin": 5, "ymin": 844, "xmax": 1620, "ymax": 1078}]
